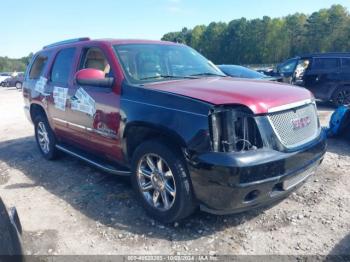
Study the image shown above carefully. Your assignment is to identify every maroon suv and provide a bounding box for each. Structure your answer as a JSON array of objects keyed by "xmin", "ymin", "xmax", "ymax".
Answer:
[{"xmin": 23, "ymin": 38, "xmax": 326, "ymax": 222}]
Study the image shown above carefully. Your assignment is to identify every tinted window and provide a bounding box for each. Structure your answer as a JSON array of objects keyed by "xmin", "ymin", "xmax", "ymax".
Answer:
[
  {"xmin": 342, "ymin": 58, "xmax": 350, "ymax": 70},
  {"xmin": 312, "ymin": 58, "xmax": 340, "ymax": 70},
  {"xmin": 51, "ymin": 48, "xmax": 76, "ymax": 84},
  {"xmin": 279, "ymin": 59, "xmax": 298, "ymax": 74},
  {"xmin": 29, "ymin": 55, "xmax": 48, "ymax": 79}
]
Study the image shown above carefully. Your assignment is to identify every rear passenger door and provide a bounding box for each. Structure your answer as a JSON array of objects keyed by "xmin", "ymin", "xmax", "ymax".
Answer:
[
  {"xmin": 46, "ymin": 47, "xmax": 78, "ymax": 142},
  {"xmin": 304, "ymin": 58, "xmax": 341, "ymax": 100}
]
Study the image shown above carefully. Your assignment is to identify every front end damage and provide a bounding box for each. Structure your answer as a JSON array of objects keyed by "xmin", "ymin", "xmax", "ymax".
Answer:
[
  {"xmin": 186, "ymin": 103, "xmax": 327, "ymax": 214},
  {"xmin": 209, "ymin": 106, "xmax": 263, "ymax": 153}
]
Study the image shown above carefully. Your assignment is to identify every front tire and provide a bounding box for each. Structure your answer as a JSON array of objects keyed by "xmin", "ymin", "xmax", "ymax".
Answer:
[
  {"xmin": 34, "ymin": 115, "xmax": 58, "ymax": 160},
  {"xmin": 131, "ymin": 140, "xmax": 196, "ymax": 223}
]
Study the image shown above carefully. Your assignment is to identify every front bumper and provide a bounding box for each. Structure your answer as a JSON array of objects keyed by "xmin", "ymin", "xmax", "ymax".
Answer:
[{"xmin": 187, "ymin": 130, "xmax": 327, "ymax": 215}]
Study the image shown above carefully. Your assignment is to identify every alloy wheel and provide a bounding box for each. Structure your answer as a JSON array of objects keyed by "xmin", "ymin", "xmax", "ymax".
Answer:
[
  {"xmin": 336, "ymin": 89, "xmax": 350, "ymax": 106},
  {"xmin": 37, "ymin": 122, "xmax": 50, "ymax": 154},
  {"xmin": 137, "ymin": 153, "xmax": 176, "ymax": 211}
]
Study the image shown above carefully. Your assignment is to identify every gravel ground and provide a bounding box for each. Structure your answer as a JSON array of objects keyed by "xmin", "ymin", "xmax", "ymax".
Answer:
[{"xmin": 0, "ymin": 87, "xmax": 349, "ymax": 256}]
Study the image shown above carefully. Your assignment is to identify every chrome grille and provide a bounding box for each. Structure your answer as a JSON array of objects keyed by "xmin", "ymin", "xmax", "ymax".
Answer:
[{"xmin": 268, "ymin": 103, "xmax": 320, "ymax": 148}]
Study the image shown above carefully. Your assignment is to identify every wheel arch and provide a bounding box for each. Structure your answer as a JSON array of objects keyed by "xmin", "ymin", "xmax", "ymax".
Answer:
[
  {"xmin": 30, "ymin": 103, "xmax": 47, "ymax": 122},
  {"xmin": 123, "ymin": 121, "xmax": 187, "ymax": 161}
]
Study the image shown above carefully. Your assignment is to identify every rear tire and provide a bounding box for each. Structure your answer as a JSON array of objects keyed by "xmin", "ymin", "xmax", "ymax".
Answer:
[
  {"xmin": 332, "ymin": 87, "xmax": 350, "ymax": 107},
  {"xmin": 131, "ymin": 140, "xmax": 196, "ymax": 223},
  {"xmin": 34, "ymin": 114, "xmax": 58, "ymax": 160}
]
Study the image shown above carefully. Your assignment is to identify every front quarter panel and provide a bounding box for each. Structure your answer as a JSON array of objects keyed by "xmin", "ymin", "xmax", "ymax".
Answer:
[{"xmin": 120, "ymin": 82, "xmax": 213, "ymax": 155}]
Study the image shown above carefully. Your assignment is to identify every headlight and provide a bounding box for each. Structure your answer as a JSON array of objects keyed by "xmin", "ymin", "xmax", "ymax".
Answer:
[{"xmin": 209, "ymin": 106, "xmax": 262, "ymax": 152}]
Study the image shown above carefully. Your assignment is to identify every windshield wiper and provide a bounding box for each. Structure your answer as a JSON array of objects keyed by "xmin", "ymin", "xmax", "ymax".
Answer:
[
  {"xmin": 140, "ymin": 75, "xmax": 197, "ymax": 80},
  {"xmin": 189, "ymin": 72, "xmax": 226, "ymax": 77}
]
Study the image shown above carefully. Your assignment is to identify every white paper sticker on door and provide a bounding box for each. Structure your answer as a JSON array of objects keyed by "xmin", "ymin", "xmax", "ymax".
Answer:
[
  {"xmin": 53, "ymin": 86, "xmax": 68, "ymax": 111},
  {"xmin": 34, "ymin": 76, "xmax": 48, "ymax": 94}
]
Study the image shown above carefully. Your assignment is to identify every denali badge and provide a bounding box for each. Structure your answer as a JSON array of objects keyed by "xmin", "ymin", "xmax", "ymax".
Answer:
[{"xmin": 291, "ymin": 116, "xmax": 311, "ymax": 130}]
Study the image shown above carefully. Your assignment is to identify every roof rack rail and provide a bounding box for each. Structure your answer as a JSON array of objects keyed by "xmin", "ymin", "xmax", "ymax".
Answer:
[{"xmin": 43, "ymin": 37, "xmax": 90, "ymax": 49}]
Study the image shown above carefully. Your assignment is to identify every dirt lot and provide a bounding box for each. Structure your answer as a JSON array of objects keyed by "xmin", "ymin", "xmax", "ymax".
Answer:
[{"xmin": 0, "ymin": 87, "xmax": 349, "ymax": 256}]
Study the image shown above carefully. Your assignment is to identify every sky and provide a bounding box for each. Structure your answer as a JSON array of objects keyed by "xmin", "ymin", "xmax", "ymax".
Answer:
[{"xmin": 1, "ymin": 0, "xmax": 350, "ymax": 58}]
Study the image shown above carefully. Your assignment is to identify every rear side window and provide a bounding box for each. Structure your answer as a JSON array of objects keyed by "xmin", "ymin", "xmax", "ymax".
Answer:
[
  {"xmin": 312, "ymin": 58, "xmax": 340, "ymax": 71},
  {"xmin": 29, "ymin": 55, "xmax": 48, "ymax": 79},
  {"xmin": 51, "ymin": 48, "xmax": 76, "ymax": 84}
]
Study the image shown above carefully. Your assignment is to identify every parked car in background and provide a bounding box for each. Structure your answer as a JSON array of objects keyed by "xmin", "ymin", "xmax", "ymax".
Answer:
[
  {"xmin": 2, "ymin": 72, "xmax": 25, "ymax": 89},
  {"xmin": 268, "ymin": 53, "xmax": 350, "ymax": 106},
  {"xmin": 23, "ymin": 38, "xmax": 326, "ymax": 222},
  {"xmin": 218, "ymin": 65, "xmax": 281, "ymax": 81},
  {"xmin": 293, "ymin": 53, "xmax": 350, "ymax": 106},
  {"xmin": 0, "ymin": 72, "xmax": 12, "ymax": 86}
]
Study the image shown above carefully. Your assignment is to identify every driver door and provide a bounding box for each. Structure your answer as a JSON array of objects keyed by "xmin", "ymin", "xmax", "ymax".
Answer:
[{"xmin": 65, "ymin": 46, "xmax": 123, "ymax": 162}]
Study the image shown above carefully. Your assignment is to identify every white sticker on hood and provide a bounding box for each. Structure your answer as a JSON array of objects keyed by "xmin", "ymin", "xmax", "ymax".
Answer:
[
  {"xmin": 53, "ymin": 86, "xmax": 68, "ymax": 111},
  {"xmin": 71, "ymin": 87, "xmax": 96, "ymax": 116},
  {"xmin": 34, "ymin": 76, "xmax": 48, "ymax": 94}
]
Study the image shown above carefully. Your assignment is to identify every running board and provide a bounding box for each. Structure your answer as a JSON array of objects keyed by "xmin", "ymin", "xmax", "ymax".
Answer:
[{"xmin": 55, "ymin": 144, "xmax": 131, "ymax": 176}]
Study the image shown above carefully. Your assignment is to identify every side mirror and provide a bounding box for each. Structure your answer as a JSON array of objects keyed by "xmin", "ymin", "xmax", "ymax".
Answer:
[{"xmin": 75, "ymin": 69, "xmax": 114, "ymax": 88}]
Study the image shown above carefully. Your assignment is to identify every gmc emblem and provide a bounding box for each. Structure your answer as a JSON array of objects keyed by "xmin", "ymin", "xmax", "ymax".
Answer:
[{"xmin": 291, "ymin": 116, "xmax": 311, "ymax": 130}]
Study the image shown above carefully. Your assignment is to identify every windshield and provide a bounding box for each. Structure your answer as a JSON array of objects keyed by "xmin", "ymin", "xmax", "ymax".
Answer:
[
  {"xmin": 113, "ymin": 44, "xmax": 225, "ymax": 84},
  {"xmin": 278, "ymin": 58, "xmax": 298, "ymax": 74},
  {"xmin": 219, "ymin": 65, "xmax": 266, "ymax": 79}
]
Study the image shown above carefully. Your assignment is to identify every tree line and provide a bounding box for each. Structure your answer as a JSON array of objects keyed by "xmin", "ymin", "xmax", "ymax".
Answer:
[
  {"xmin": 0, "ymin": 53, "xmax": 33, "ymax": 73},
  {"xmin": 162, "ymin": 5, "xmax": 350, "ymax": 65}
]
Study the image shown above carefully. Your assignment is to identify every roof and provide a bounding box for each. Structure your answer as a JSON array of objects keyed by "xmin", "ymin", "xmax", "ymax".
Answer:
[
  {"xmin": 300, "ymin": 52, "xmax": 350, "ymax": 58},
  {"xmin": 42, "ymin": 37, "xmax": 178, "ymax": 51}
]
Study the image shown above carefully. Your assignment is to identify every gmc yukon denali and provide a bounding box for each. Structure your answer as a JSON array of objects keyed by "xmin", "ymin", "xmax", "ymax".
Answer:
[{"xmin": 23, "ymin": 38, "xmax": 327, "ymax": 222}]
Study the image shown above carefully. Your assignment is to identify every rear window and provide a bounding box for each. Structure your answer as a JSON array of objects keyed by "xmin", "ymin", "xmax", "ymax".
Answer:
[
  {"xmin": 29, "ymin": 55, "xmax": 48, "ymax": 79},
  {"xmin": 312, "ymin": 58, "xmax": 340, "ymax": 70},
  {"xmin": 51, "ymin": 48, "xmax": 76, "ymax": 84}
]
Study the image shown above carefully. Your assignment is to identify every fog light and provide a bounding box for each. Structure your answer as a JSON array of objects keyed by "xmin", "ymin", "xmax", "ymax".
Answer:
[{"xmin": 244, "ymin": 190, "xmax": 260, "ymax": 203}]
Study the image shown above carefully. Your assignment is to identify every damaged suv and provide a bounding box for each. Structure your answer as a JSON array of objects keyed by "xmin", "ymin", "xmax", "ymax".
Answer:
[{"xmin": 23, "ymin": 38, "xmax": 326, "ymax": 222}]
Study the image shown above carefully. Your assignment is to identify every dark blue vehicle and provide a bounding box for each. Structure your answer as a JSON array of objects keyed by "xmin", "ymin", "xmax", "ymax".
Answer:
[
  {"xmin": 218, "ymin": 65, "xmax": 281, "ymax": 81},
  {"xmin": 268, "ymin": 53, "xmax": 350, "ymax": 106}
]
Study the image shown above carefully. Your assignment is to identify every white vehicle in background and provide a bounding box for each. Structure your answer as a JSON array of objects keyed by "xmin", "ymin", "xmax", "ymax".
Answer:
[{"xmin": 0, "ymin": 72, "xmax": 12, "ymax": 87}]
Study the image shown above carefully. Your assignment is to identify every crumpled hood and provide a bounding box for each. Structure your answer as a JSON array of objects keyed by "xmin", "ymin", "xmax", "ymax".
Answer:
[{"xmin": 144, "ymin": 77, "xmax": 313, "ymax": 114}]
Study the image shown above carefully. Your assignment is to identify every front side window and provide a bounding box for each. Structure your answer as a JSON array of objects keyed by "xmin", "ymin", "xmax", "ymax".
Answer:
[
  {"xmin": 114, "ymin": 44, "xmax": 224, "ymax": 83},
  {"xmin": 79, "ymin": 47, "xmax": 111, "ymax": 77},
  {"xmin": 312, "ymin": 58, "xmax": 340, "ymax": 71},
  {"xmin": 51, "ymin": 48, "xmax": 76, "ymax": 84},
  {"xmin": 29, "ymin": 55, "xmax": 48, "ymax": 79}
]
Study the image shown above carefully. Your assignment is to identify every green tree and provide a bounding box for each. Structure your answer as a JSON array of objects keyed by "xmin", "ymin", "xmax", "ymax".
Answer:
[{"xmin": 161, "ymin": 5, "xmax": 350, "ymax": 65}]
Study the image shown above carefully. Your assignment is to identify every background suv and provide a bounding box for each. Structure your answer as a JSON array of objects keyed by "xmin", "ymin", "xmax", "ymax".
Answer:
[{"xmin": 275, "ymin": 53, "xmax": 350, "ymax": 106}]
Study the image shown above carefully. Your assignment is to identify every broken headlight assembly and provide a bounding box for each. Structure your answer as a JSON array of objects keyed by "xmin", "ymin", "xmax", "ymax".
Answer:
[{"xmin": 209, "ymin": 106, "xmax": 263, "ymax": 152}]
